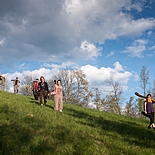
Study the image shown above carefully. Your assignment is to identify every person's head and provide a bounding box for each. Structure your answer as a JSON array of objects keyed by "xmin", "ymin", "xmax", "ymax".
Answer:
[
  {"xmin": 57, "ymin": 80, "xmax": 61, "ymax": 86},
  {"xmin": 40, "ymin": 76, "xmax": 45, "ymax": 82},
  {"xmin": 16, "ymin": 77, "xmax": 18, "ymax": 80},
  {"xmin": 36, "ymin": 78, "xmax": 39, "ymax": 83},
  {"xmin": 54, "ymin": 80, "xmax": 56, "ymax": 84},
  {"xmin": 147, "ymin": 94, "xmax": 151, "ymax": 98}
]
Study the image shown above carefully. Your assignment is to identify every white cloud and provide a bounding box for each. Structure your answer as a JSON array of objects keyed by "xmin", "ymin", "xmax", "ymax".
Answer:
[
  {"xmin": 43, "ymin": 61, "xmax": 76, "ymax": 69},
  {"xmin": 122, "ymin": 39, "xmax": 148, "ymax": 58},
  {"xmin": 113, "ymin": 61, "xmax": 124, "ymax": 71},
  {"xmin": 1, "ymin": 0, "xmax": 155, "ymax": 65},
  {"xmin": 106, "ymin": 51, "xmax": 114, "ymax": 58},
  {"xmin": 73, "ymin": 41, "xmax": 102, "ymax": 60},
  {"xmin": 4, "ymin": 61, "xmax": 132, "ymax": 94},
  {"xmin": 81, "ymin": 61, "xmax": 132, "ymax": 85},
  {"xmin": 134, "ymin": 75, "xmax": 139, "ymax": 81},
  {"xmin": 0, "ymin": 38, "xmax": 5, "ymax": 46},
  {"xmin": 147, "ymin": 31, "xmax": 152, "ymax": 36},
  {"xmin": 19, "ymin": 63, "xmax": 25, "ymax": 67},
  {"xmin": 149, "ymin": 45, "xmax": 155, "ymax": 50},
  {"xmin": 3, "ymin": 68, "xmax": 58, "ymax": 93}
]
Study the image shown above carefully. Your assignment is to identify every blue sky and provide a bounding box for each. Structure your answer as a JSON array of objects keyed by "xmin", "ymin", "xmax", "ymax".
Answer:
[{"xmin": 1, "ymin": 0, "xmax": 155, "ymax": 104}]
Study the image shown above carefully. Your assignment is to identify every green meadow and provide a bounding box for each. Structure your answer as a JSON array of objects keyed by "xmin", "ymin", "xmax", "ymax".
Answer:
[{"xmin": 0, "ymin": 91, "xmax": 155, "ymax": 155}]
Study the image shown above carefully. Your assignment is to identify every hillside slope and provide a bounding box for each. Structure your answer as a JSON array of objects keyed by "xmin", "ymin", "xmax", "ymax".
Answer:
[{"xmin": 0, "ymin": 91, "xmax": 155, "ymax": 155}]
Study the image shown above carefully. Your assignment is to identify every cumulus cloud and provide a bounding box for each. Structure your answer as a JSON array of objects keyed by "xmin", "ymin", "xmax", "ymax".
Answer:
[
  {"xmin": 4, "ymin": 68, "xmax": 58, "ymax": 93},
  {"xmin": 4, "ymin": 61, "xmax": 132, "ymax": 94},
  {"xmin": 81, "ymin": 61, "xmax": 132, "ymax": 85},
  {"xmin": 0, "ymin": 0, "xmax": 155, "ymax": 66},
  {"xmin": 122, "ymin": 39, "xmax": 148, "ymax": 57},
  {"xmin": 72, "ymin": 41, "xmax": 102, "ymax": 60}
]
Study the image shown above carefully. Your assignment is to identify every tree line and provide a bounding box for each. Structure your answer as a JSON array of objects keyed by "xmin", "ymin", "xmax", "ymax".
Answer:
[{"xmin": 1, "ymin": 66, "xmax": 155, "ymax": 118}]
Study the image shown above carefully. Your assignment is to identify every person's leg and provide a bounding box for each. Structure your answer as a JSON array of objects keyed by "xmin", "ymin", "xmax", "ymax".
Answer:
[
  {"xmin": 148, "ymin": 113, "xmax": 154, "ymax": 128},
  {"xmin": 40, "ymin": 90, "xmax": 43, "ymax": 105},
  {"xmin": 43, "ymin": 90, "xmax": 47, "ymax": 105},
  {"xmin": 16, "ymin": 86, "xmax": 18, "ymax": 94},
  {"xmin": 14, "ymin": 86, "xmax": 16, "ymax": 94},
  {"xmin": 34, "ymin": 91, "xmax": 38, "ymax": 100},
  {"xmin": 33, "ymin": 91, "xmax": 36, "ymax": 99},
  {"xmin": 35, "ymin": 90, "xmax": 38, "ymax": 100},
  {"xmin": 58, "ymin": 97, "xmax": 63, "ymax": 111},
  {"xmin": 54, "ymin": 96, "xmax": 58, "ymax": 110}
]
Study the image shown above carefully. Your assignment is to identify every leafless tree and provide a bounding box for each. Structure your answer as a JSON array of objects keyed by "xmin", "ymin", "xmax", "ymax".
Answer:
[
  {"xmin": 140, "ymin": 66, "xmax": 149, "ymax": 96},
  {"xmin": 104, "ymin": 77, "xmax": 124, "ymax": 115},
  {"xmin": 19, "ymin": 75, "xmax": 33, "ymax": 96}
]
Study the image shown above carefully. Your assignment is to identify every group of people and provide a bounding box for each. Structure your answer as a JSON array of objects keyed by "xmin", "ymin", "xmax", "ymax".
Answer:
[
  {"xmin": 31, "ymin": 76, "xmax": 63, "ymax": 112},
  {"xmin": 10, "ymin": 77, "xmax": 155, "ymax": 126}
]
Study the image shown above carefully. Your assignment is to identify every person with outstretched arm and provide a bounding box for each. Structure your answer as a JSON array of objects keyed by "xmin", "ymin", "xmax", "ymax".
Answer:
[
  {"xmin": 38, "ymin": 76, "xmax": 49, "ymax": 106},
  {"xmin": 11, "ymin": 77, "xmax": 20, "ymax": 94},
  {"xmin": 143, "ymin": 94, "xmax": 155, "ymax": 129}
]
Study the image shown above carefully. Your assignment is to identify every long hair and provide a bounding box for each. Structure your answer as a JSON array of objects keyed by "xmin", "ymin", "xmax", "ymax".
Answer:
[{"xmin": 40, "ymin": 76, "xmax": 45, "ymax": 82}]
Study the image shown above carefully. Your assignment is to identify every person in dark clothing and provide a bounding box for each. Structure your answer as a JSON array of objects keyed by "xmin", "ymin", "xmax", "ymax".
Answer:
[
  {"xmin": 31, "ymin": 79, "xmax": 39, "ymax": 100},
  {"xmin": 143, "ymin": 94, "xmax": 155, "ymax": 129},
  {"xmin": 38, "ymin": 76, "xmax": 49, "ymax": 106}
]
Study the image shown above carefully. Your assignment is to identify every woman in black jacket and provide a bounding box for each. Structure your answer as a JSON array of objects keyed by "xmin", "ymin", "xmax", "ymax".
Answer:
[{"xmin": 38, "ymin": 76, "xmax": 49, "ymax": 106}]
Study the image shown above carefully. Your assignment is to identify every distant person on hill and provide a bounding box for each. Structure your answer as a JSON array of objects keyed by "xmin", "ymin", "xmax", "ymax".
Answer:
[
  {"xmin": 0, "ymin": 75, "xmax": 5, "ymax": 85},
  {"xmin": 31, "ymin": 78, "xmax": 39, "ymax": 100},
  {"xmin": 53, "ymin": 80, "xmax": 63, "ymax": 112},
  {"xmin": 11, "ymin": 77, "xmax": 20, "ymax": 94},
  {"xmin": 51, "ymin": 80, "xmax": 57, "ymax": 95},
  {"xmin": 38, "ymin": 76, "xmax": 49, "ymax": 106},
  {"xmin": 143, "ymin": 94, "xmax": 155, "ymax": 129}
]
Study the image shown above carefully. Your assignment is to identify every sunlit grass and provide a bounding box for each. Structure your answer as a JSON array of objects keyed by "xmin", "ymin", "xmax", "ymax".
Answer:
[{"xmin": 0, "ymin": 91, "xmax": 155, "ymax": 155}]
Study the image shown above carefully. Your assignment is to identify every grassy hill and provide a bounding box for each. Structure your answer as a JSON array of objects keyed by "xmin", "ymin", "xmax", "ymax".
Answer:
[{"xmin": 0, "ymin": 91, "xmax": 155, "ymax": 155}]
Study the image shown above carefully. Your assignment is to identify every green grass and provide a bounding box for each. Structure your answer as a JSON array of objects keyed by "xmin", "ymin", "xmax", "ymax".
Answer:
[{"xmin": 0, "ymin": 91, "xmax": 155, "ymax": 155}]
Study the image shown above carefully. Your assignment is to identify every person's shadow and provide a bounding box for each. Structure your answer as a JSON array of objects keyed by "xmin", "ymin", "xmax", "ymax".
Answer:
[
  {"xmin": 30, "ymin": 98, "xmax": 54, "ymax": 109},
  {"xmin": 44, "ymin": 104, "xmax": 54, "ymax": 109}
]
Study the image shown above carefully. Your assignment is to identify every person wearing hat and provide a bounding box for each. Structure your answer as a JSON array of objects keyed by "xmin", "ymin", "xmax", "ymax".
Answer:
[
  {"xmin": 38, "ymin": 76, "xmax": 49, "ymax": 106},
  {"xmin": 11, "ymin": 77, "xmax": 20, "ymax": 94}
]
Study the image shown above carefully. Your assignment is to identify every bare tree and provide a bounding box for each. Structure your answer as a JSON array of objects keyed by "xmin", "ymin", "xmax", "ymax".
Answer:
[
  {"xmin": 92, "ymin": 87, "xmax": 102, "ymax": 110},
  {"xmin": 19, "ymin": 75, "xmax": 33, "ymax": 96},
  {"xmin": 104, "ymin": 77, "xmax": 124, "ymax": 115},
  {"xmin": 140, "ymin": 66, "xmax": 149, "ymax": 96},
  {"xmin": 152, "ymin": 76, "xmax": 155, "ymax": 99},
  {"xmin": 74, "ymin": 69, "xmax": 89, "ymax": 106},
  {"xmin": 124, "ymin": 96, "xmax": 137, "ymax": 117},
  {"xmin": 135, "ymin": 98, "xmax": 144, "ymax": 118},
  {"xmin": 52, "ymin": 69, "xmax": 76, "ymax": 104}
]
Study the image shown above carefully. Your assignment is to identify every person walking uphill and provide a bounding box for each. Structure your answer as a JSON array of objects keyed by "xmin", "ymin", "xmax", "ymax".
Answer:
[
  {"xmin": 38, "ymin": 76, "xmax": 49, "ymax": 106},
  {"xmin": 53, "ymin": 80, "xmax": 63, "ymax": 112},
  {"xmin": 11, "ymin": 77, "xmax": 20, "ymax": 94},
  {"xmin": 31, "ymin": 78, "xmax": 39, "ymax": 100},
  {"xmin": 144, "ymin": 94, "xmax": 155, "ymax": 129}
]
